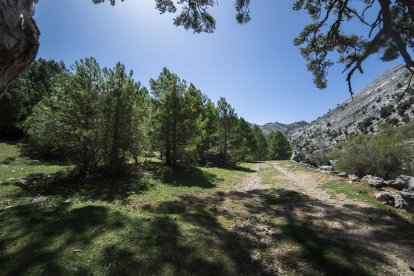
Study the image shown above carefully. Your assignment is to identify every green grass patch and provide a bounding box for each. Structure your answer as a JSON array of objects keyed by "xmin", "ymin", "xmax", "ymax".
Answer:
[
  {"xmin": 0, "ymin": 143, "xmax": 260, "ymax": 275},
  {"xmin": 322, "ymin": 180, "xmax": 414, "ymax": 225},
  {"xmin": 258, "ymin": 163, "xmax": 281, "ymax": 186}
]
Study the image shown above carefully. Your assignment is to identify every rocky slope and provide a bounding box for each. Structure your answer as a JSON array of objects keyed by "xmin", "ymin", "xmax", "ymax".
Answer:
[
  {"xmin": 256, "ymin": 121, "xmax": 308, "ymax": 135},
  {"xmin": 288, "ymin": 65, "xmax": 414, "ymax": 154}
]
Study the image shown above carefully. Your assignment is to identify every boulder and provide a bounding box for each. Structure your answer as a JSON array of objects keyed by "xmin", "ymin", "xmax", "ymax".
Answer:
[
  {"xmin": 348, "ymin": 175, "xmax": 360, "ymax": 182},
  {"xmin": 362, "ymin": 175, "xmax": 384, "ymax": 188},
  {"xmin": 15, "ymin": 178, "xmax": 30, "ymax": 188},
  {"xmin": 319, "ymin": 165, "xmax": 333, "ymax": 172},
  {"xmin": 375, "ymin": 191, "xmax": 414, "ymax": 211},
  {"xmin": 303, "ymin": 163, "xmax": 317, "ymax": 169},
  {"xmin": 30, "ymin": 196, "xmax": 48, "ymax": 204},
  {"xmin": 290, "ymin": 151, "xmax": 301, "ymax": 162},
  {"xmin": 392, "ymin": 175, "xmax": 414, "ymax": 192},
  {"xmin": 336, "ymin": 172, "xmax": 348, "ymax": 177},
  {"xmin": 383, "ymin": 180, "xmax": 395, "ymax": 187}
]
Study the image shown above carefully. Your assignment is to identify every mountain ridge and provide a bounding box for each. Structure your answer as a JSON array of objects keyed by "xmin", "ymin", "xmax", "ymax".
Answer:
[
  {"xmin": 287, "ymin": 64, "xmax": 414, "ymax": 155},
  {"xmin": 253, "ymin": 121, "xmax": 309, "ymax": 135}
]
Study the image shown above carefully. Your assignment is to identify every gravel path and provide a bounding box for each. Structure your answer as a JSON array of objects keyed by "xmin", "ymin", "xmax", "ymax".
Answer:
[{"xmin": 269, "ymin": 161, "xmax": 414, "ymax": 276}]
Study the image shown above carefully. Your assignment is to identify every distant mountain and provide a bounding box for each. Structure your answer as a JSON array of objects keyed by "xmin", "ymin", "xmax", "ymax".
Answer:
[
  {"xmin": 256, "ymin": 121, "xmax": 309, "ymax": 135},
  {"xmin": 288, "ymin": 64, "xmax": 414, "ymax": 155}
]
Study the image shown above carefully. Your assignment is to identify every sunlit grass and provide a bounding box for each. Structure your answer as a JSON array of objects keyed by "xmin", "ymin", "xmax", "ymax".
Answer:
[{"xmin": 322, "ymin": 180, "xmax": 414, "ymax": 224}]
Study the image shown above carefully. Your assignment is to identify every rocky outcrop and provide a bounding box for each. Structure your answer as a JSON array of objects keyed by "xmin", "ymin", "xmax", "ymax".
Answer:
[
  {"xmin": 291, "ymin": 150, "xmax": 300, "ymax": 162},
  {"xmin": 257, "ymin": 121, "xmax": 308, "ymax": 135},
  {"xmin": 375, "ymin": 191, "xmax": 414, "ymax": 212},
  {"xmin": 361, "ymin": 175, "xmax": 385, "ymax": 188},
  {"xmin": 288, "ymin": 65, "xmax": 414, "ymax": 155},
  {"xmin": 348, "ymin": 175, "xmax": 360, "ymax": 182},
  {"xmin": 392, "ymin": 175, "xmax": 414, "ymax": 192}
]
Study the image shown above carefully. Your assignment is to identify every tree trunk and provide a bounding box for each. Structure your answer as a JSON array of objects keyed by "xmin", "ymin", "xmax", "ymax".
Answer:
[
  {"xmin": 111, "ymin": 95, "xmax": 121, "ymax": 176},
  {"xmin": 223, "ymin": 122, "xmax": 227, "ymax": 164},
  {"xmin": 165, "ymin": 122, "xmax": 172, "ymax": 166},
  {"xmin": 0, "ymin": 0, "xmax": 39, "ymax": 98},
  {"xmin": 172, "ymin": 117, "xmax": 177, "ymax": 166}
]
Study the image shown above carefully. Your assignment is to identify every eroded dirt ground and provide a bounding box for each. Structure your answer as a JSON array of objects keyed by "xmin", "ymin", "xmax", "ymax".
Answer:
[{"xmin": 190, "ymin": 161, "xmax": 414, "ymax": 275}]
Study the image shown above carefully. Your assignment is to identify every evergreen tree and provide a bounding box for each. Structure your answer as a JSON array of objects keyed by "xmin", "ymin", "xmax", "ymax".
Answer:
[
  {"xmin": 184, "ymin": 84, "xmax": 219, "ymax": 163},
  {"xmin": 101, "ymin": 62, "xmax": 141, "ymax": 175},
  {"xmin": 216, "ymin": 97, "xmax": 238, "ymax": 165},
  {"xmin": 24, "ymin": 58, "xmax": 102, "ymax": 171},
  {"xmin": 252, "ymin": 126, "xmax": 268, "ymax": 161},
  {"xmin": 0, "ymin": 58, "xmax": 67, "ymax": 139},
  {"xmin": 150, "ymin": 68, "xmax": 188, "ymax": 166},
  {"xmin": 267, "ymin": 131, "xmax": 292, "ymax": 160},
  {"xmin": 233, "ymin": 118, "xmax": 257, "ymax": 161}
]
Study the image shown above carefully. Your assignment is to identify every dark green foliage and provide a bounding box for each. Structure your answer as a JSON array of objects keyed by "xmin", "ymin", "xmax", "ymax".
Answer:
[
  {"xmin": 251, "ymin": 126, "xmax": 268, "ymax": 161},
  {"xmin": 335, "ymin": 123, "xmax": 414, "ymax": 179},
  {"xmin": 397, "ymin": 101, "xmax": 411, "ymax": 116},
  {"xmin": 402, "ymin": 114, "xmax": 410, "ymax": 123},
  {"xmin": 380, "ymin": 105, "xmax": 394, "ymax": 119},
  {"xmin": 24, "ymin": 58, "xmax": 150, "ymax": 175},
  {"xmin": 150, "ymin": 68, "xmax": 190, "ymax": 166},
  {"xmin": 232, "ymin": 118, "xmax": 257, "ymax": 162},
  {"xmin": 18, "ymin": 58, "xmax": 259, "ymax": 171},
  {"xmin": 358, "ymin": 117, "xmax": 373, "ymax": 134},
  {"xmin": 101, "ymin": 63, "xmax": 148, "ymax": 175},
  {"xmin": 216, "ymin": 97, "xmax": 239, "ymax": 165},
  {"xmin": 0, "ymin": 58, "xmax": 68, "ymax": 139},
  {"xmin": 267, "ymin": 131, "xmax": 292, "ymax": 160},
  {"xmin": 385, "ymin": 117, "xmax": 399, "ymax": 126}
]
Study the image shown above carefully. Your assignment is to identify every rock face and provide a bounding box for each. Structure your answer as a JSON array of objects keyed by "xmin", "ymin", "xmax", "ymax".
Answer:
[
  {"xmin": 348, "ymin": 175, "xmax": 360, "ymax": 182},
  {"xmin": 256, "ymin": 121, "xmax": 309, "ymax": 135},
  {"xmin": 290, "ymin": 151, "xmax": 300, "ymax": 162},
  {"xmin": 15, "ymin": 178, "xmax": 30, "ymax": 188},
  {"xmin": 362, "ymin": 175, "xmax": 385, "ymax": 188},
  {"xmin": 288, "ymin": 65, "xmax": 414, "ymax": 155},
  {"xmin": 392, "ymin": 175, "xmax": 414, "ymax": 192},
  {"xmin": 319, "ymin": 165, "xmax": 333, "ymax": 172},
  {"xmin": 376, "ymin": 191, "xmax": 414, "ymax": 211}
]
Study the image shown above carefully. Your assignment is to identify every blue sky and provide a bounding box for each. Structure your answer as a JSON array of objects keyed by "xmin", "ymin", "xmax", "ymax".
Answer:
[{"xmin": 35, "ymin": 0, "xmax": 403, "ymax": 125}]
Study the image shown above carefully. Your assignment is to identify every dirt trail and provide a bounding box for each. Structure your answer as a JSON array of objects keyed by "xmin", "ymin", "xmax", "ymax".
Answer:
[
  {"xmin": 272, "ymin": 162, "xmax": 414, "ymax": 275},
  {"xmin": 222, "ymin": 161, "xmax": 414, "ymax": 275}
]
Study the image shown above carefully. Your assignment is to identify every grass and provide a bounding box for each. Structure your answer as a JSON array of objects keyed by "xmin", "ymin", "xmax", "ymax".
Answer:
[
  {"xmin": 321, "ymin": 180, "xmax": 414, "ymax": 224},
  {"xmin": 258, "ymin": 163, "xmax": 280, "ymax": 185},
  {"xmin": 0, "ymin": 142, "xmax": 255, "ymax": 275},
  {"xmin": 0, "ymin": 144, "xmax": 409, "ymax": 275}
]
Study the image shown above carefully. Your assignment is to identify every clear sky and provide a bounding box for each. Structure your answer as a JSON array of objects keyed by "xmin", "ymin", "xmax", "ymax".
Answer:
[{"xmin": 34, "ymin": 0, "xmax": 403, "ymax": 125}]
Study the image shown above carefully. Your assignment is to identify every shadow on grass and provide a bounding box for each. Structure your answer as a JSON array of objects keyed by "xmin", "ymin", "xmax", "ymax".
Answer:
[
  {"xmin": 153, "ymin": 166, "xmax": 222, "ymax": 188},
  {"xmin": 2, "ymin": 184, "xmax": 414, "ymax": 274},
  {"xmin": 0, "ymin": 204, "xmax": 125, "ymax": 275},
  {"xmin": 12, "ymin": 166, "xmax": 223, "ymax": 202},
  {"xmin": 13, "ymin": 172, "xmax": 150, "ymax": 203}
]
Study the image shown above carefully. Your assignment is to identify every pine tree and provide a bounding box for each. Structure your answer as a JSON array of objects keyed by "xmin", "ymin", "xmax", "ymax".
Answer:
[
  {"xmin": 217, "ymin": 97, "xmax": 238, "ymax": 165},
  {"xmin": 267, "ymin": 131, "xmax": 292, "ymax": 160},
  {"xmin": 150, "ymin": 68, "xmax": 187, "ymax": 166},
  {"xmin": 252, "ymin": 126, "xmax": 268, "ymax": 161}
]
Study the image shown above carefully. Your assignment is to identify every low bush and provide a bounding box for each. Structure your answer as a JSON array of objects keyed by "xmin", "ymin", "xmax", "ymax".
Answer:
[{"xmin": 333, "ymin": 123, "xmax": 414, "ymax": 179}]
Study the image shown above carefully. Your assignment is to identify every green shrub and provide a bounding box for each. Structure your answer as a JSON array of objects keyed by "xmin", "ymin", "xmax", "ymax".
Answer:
[
  {"xmin": 386, "ymin": 117, "xmax": 399, "ymax": 126},
  {"xmin": 402, "ymin": 114, "xmax": 410, "ymax": 123},
  {"xmin": 335, "ymin": 127, "xmax": 413, "ymax": 179},
  {"xmin": 380, "ymin": 105, "xmax": 394, "ymax": 118},
  {"xmin": 397, "ymin": 101, "xmax": 411, "ymax": 116}
]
